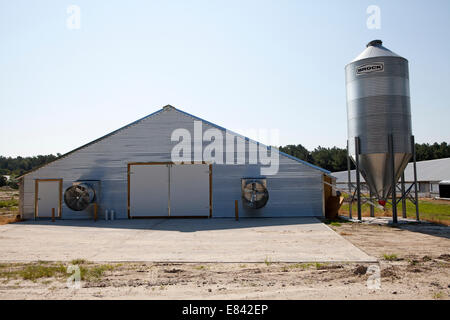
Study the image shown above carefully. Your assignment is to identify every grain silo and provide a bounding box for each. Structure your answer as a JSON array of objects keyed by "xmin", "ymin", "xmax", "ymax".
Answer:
[{"xmin": 345, "ymin": 40, "xmax": 419, "ymax": 222}]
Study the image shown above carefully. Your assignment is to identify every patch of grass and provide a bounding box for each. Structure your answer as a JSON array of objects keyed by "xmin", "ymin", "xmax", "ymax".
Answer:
[
  {"xmin": 383, "ymin": 253, "xmax": 399, "ymax": 261},
  {"xmin": 194, "ymin": 265, "xmax": 207, "ymax": 270},
  {"xmin": 79, "ymin": 264, "xmax": 115, "ymax": 281},
  {"xmin": 408, "ymin": 259, "xmax": 419, "ymax": 266},
  {"xmin": 0, "ymin": 262, "xmax": 117, "ymax": 282},
  {"xmin": 0, "ymin": 198, "xmax": 18, "ymax": 208},
  {"xmin": 0, "ymin": 263, "xmax": 66, "ymax": 281},
  {"xmin": 340, "ymin": 199, "xmax": 450, "ymax": 225},
  {"xmin": 22, "ymin": 264, "xmax": 67, "ymax": 281},
  {"xmin": 432, "ymin": 291, "xmax": 444, "ymax": 299},
  {"xmin": 264, "ymin": 257, "xmax": 272, "ymax": 266},
  {"xmin": 70, "ymin": 258, "xmax": 89, "ymax": 265},
  {"xmin": 323, "ymin": 218, "xmax": 349, "ymax": 226},
  {"xmin": 286, "ymin": 263, "xmax": 314, "ymax": 270}
]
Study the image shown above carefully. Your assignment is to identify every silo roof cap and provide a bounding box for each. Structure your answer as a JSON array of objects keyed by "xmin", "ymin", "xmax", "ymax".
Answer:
[
  {"xmin": 367, "ymin": 39, "xmax": 383, "ymax": 47},
  {"xmin": 351, "ymin": 39, "xmax": 402, "ymax": 62}
]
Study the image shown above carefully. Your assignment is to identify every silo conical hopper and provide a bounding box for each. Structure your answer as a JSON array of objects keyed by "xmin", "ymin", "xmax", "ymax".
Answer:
[{"xmin": 345, "ymin": 40, "xmax": 413, "ymax": 202}]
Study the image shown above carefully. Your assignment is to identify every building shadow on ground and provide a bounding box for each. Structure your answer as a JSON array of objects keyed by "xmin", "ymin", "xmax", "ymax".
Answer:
[{"xmin": 15, "ymin": 217, "xmax": 323, "ymax": 233}]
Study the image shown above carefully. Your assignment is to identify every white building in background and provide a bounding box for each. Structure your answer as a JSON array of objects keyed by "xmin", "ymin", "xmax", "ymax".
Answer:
[{"xmin": 333, "ymin": 157, "xmax": 450, "ymax": 197}]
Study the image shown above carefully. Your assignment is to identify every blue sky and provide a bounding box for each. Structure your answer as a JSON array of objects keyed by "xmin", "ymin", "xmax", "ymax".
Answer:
[{"xmin": 1, "ymin": 0, "xmax": 449, "ymax": 157}]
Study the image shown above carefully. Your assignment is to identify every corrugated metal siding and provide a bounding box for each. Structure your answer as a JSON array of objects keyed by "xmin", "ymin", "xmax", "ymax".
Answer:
[
  {"xmin": 19, "ymin": 178, "xmax": 24, "ymax": 218},
  {"xmin": 212, "ymin": 163, "xmax": 323, "ymax": 218},
  {"xmin": 346, "ymin": 56, "xmax": 412, "ymax": 156},
  {"xmin": 22, "ymin": 108, "xmax": 324, "ymax": 219}
]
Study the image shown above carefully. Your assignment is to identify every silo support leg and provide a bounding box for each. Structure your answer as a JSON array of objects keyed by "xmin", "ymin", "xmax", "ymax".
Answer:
[
  {"xmin": 347, "ymin": 140, "xmax": 352, "ymax": 219},
  {"xmin": 369, "ymin": 190, "xmax": 375, "ymax": 217},
  {"xmin": 389, "ymin": 134, "xmax": 398, "ymax": 224},
  {"xmin": 411, "ymin": 135, "xmax": 420, "ymax": 221},
  {"xmin": 354, "ymin": 137, "xmax": 362, "ymax": 221},
  {"xmin": 401, "ymin": 173, "xmax": 407, "ymax": 219}
]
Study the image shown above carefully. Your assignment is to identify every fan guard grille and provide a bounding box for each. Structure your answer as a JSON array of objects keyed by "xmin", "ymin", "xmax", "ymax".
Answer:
[
  {"xmin": 64, "ymin": 184, "xmax": 95, "ymax": 211},
  {"xmin": 242, "ymin": 179, "xmax": 269, "ymax": 209}
]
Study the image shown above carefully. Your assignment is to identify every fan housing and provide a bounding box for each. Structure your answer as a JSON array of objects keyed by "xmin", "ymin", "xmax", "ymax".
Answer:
[
  {"xmin": 64, "ymin": 182, "xmax": 97, "ymax": 211},
  {"xmin": 241, "ymin": 178, "xmax": 269, "ymax": 209}
]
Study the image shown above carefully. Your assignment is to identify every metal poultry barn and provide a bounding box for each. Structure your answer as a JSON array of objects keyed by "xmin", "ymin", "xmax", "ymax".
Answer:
[{"xmin": 18, "ymin": 105, "xmax": 335, "ymax": 220}]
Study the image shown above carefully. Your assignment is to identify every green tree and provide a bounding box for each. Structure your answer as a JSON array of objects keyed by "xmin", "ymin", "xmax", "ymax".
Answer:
[
  {"xmin": 7, "ymin": 178, "xmax": 19, "ymax": 189},
  {"xmin": 279, "ymin": 144, "xmax": 313, "ymax": 162},
  {"xmin": 0, "ymin": 175, "xmax": 7, "ymax": 187}
]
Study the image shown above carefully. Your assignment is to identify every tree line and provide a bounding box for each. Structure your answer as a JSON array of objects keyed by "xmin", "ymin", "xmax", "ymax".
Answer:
[
  {"xmin": 0, "ymin": 142, "xmax": 449, "ymax": 182},
  {"xmin": 0, "ymin": 154, "xmax": 61, "ymax": 178},
  {"xmin": 280, "ymin": 141, "xmax": 450, "ymax": 172}
]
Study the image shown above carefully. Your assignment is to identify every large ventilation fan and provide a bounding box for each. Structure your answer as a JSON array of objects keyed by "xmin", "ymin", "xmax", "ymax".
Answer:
[
  {"xmin": 241, "ymin": 178, "xmax": 269, "ymax": 209},
  {"xmin": 64, "ymin": 183, "xmax": 96, "ymax": 211}
]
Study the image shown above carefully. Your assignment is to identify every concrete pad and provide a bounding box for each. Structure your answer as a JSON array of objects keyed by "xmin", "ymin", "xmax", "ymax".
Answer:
[{"xmin": 0, "ymin": 218, "xmax": 376, "ymax": 263}]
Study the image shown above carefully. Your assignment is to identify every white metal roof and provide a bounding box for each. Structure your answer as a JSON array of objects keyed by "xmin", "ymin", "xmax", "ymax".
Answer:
[
  {"xmin": 351, "ymin": 43, "xmax": 401, "ymax": 62},
  {"xmin": 333, "ymin": 157, "xmax": 450, "ymax": 183},
  {"xmin": 18, "ymin": 105, "xmax": 331, "ymax": 178}
]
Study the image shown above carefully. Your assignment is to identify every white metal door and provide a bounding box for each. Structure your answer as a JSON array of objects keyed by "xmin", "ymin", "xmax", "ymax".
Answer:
[
  {"xmin": 129, "ymin": 164, "xmax": 169, "ymax": 217},
  {"xmin": 37, "ymin": 180, "xmax": 60, "ymax": 217},
  {"xmin": 170, "ymin": 164, "xmax": 210, "ymax": 216}
]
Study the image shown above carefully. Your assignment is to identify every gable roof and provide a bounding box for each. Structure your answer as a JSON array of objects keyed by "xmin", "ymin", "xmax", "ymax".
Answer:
[{"xmin": 18, "ymin": 105, "xmax": 331, "ymax": 178}]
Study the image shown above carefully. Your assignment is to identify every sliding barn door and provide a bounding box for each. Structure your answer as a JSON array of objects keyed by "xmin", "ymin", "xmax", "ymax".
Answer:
[{"xmin": 129, "ymin": 164, "xmax": 169, "ymax": 217}]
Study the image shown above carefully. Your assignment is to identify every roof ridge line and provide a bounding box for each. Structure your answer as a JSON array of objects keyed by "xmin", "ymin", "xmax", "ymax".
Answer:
[{"xmin": 18, "ymin": 105, "xmax": 331, "ymax": 178}]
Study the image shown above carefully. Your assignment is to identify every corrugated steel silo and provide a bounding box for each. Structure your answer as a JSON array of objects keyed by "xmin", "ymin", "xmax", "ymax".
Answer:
[{"xmin": 346, "ymin": 40, "xmax": 412, "ymax": 201}]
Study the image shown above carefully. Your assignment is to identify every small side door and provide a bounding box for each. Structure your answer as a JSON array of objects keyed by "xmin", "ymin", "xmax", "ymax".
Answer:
[{"xmin": 35, "ymin": 179, "xmax": 62, "ymax": 218}]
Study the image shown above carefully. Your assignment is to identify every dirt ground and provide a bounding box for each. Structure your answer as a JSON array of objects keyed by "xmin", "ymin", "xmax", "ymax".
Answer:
[
  {"xmin": 0, "ymin": 189, "xmax": 20, "ymax": 225},
  {"xmin": 0, "ymin": 220, "xmax": 448, "ymax": 300}
]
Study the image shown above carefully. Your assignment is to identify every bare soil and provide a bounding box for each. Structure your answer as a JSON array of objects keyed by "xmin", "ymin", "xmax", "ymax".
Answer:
[
  {"xmin": 0, "ymin": 221, "xmax": 448, "ymax": 299},
  {"xmin": 0, "ymin": 189, "xmax": 20, "ymax": 225}
]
